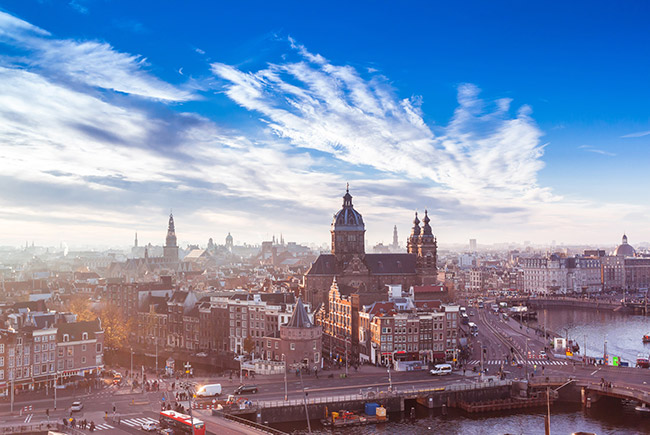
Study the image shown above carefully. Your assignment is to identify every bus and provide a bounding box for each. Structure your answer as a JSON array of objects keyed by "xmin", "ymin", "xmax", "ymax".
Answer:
[
  {"xmin": 468, "ymin": 322, "xmax": 478, "ymax": 336},
  {"xmin": 159, "ymin": 410, "xmax": 206, "ymax": 435}
]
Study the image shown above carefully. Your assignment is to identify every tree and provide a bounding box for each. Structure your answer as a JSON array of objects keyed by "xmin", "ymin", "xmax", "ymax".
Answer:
[
  {"xmin": 66, "ymin": 296, "xmax": 97, "ymax": 322},
  {"xmin": 100, "ymin": 304, "xmax": 133, "ymax": 349},
  {"xmin": 243, "ymin": 335, "xmax": 255, "ymax": 354}
]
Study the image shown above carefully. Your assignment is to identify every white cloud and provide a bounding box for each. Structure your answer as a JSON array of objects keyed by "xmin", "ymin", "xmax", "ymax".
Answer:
[
  {"xmin": 211, "ymin": 44, "xmax": 549, "ymax": 206},
  {"xmin": 578, "ymin": 145, "xmax": 616, "ymax": 157},
  {"xmin": 621, "ymin": 130, "xmax": 650, "ymax": 138},
  {"xmin": 0, "ymin": 11, "xmax": 194, "ymax": 102}
]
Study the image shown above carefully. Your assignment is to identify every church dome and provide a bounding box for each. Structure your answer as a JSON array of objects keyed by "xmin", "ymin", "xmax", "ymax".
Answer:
[
  {"xmin": 613, "ymin": 234, "xmax": 636, "ymax": 257},
  {"xmin": 332, "ymin": 187, "xmax": 365, "ymax": 231}
]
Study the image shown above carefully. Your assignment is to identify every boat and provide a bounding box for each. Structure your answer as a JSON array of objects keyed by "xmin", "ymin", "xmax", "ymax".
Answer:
[
  {"xmin": 322, "ymin": 404, "xmax": 388, "ymax": 427},
  {"xmin": 643, "ymin": 334, "xmax": 650, "ymax": 343},
  {"xmin": 636, "ymin": 357, "xmax": 650, "ymax": 368},
  {"xmin": 635, "ymin": 403, "xmax": 650, "ymax": 413}
]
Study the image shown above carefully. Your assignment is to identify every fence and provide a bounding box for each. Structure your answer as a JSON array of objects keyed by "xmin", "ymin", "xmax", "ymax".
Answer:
[
  {"xmin": 256, "ymin": 380, "xmax": 512, "ymax": 408},
  {"xmin": 217, "ymin": 411, "xmax": 288, "ymax": 435}
]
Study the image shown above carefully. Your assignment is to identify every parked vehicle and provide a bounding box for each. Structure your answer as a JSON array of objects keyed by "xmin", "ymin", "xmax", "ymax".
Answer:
[
  {"xmin": 141, "ymin": 421, "xmax": 158, "ymax": 431},
  {"xmin": 234, "ymin": 385, "xmax": 258, "ymax": 395},
  {"xmin": 430, "ymin": 364, "xmax": 452, "ymax": 376},
  {"xmin": 196, "ymin": 383, "xmax": 222, "ymax": 397}
]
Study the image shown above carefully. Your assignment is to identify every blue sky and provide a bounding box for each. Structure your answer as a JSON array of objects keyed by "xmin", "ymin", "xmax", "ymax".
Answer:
[{"xmin": 0, "ymin": 1, "xmax": 648, "ymax": 248}]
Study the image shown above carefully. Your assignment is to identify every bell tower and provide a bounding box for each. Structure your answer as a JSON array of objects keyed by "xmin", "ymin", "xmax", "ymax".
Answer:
[
  {"xmin": 163, "ymin": 213, "xmax": 179, "ymax": 262},
  {"xmin": 408, "ymin": 210, "xmax": 437, "ymax": 284}
]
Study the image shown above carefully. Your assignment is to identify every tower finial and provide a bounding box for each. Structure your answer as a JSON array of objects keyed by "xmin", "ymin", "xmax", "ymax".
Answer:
[{"xmin": 346, "ymin": 182, "xmax": 349, "ymax": 193}]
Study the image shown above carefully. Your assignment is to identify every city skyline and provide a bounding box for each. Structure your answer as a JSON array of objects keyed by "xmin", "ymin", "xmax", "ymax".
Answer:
[{"xmin": 1, "ymin": 2, "xmax": 649, "ymax": 247}]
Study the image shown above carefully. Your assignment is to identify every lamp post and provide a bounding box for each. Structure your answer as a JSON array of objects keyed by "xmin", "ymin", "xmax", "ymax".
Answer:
[
  {"xmin": 386, "ymin": 360, "xmax": 393, "ymax": 392},
  {"xmin": 345, "ymin": 336, "xmax": 349, "ymax": 377},
  {"xmin": 130, "ymin": 347, "xmax": 134, "ymax": 389},
  {"xmin": 298, "ymin": 369, "xmax": 312, "ymax": 433},
  {"xmin": 478, "ymin": 340, "xmax": 484, "ymax": 382},
  {"xmin": 282, "ymin": 354, "xmax": 288, "ymax": 401},
  {"xmin": 525, "ymin": 338, "xmax": 529, "ymax": 381}
]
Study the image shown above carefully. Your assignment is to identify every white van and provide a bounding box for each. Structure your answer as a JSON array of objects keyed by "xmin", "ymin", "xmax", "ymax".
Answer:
[
  {"xmin": 430, "ymin": 364, "xmax": 453, "ymax": 376},
  {"xmin": 196, "ymin": 383, "xmax": 222, "ymax": 397}
]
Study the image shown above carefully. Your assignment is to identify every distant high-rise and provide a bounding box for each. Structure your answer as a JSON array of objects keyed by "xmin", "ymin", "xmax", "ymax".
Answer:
[
  {"xmin": 163, "ymin": 213, "xmax": 179, "ymax": 261},
  {"xmin": 392, "ymin": 225, "xmax": 399, "ymax": 249},
  {"xmin": 134, "ymin": 232, "xmax": 138, "ymax": 248},
  {"xmin": 469, "ymin": 238, "xmax": 477, "ymax": 252}
]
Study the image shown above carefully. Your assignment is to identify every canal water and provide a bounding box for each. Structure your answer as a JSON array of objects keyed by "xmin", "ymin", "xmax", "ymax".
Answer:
[
  {"xmin": 273, "ymin": 400, "xmax": 650, "ymax": 434},
  {"xmin": 272, "ymin": 307, "xmax": 650, "ymax": 434},
  {"xmin": 532, "ymin": 307, "xmax": 650, "ymax": 364}
]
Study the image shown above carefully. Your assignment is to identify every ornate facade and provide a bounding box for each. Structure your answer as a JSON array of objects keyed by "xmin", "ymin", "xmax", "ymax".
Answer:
[{"xmin": 303, "ymin": 188, "xmax": 439, "ymax": 308}]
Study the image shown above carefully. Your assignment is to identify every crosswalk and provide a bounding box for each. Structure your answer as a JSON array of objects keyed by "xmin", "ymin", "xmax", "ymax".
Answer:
[
  {"xmin": 466, "ymin": 359, "xmax": 568, "ymax": 366},
  {"xmin": 24, "ymin": 414, "xmax": 33, "ymax": 423},
  {"xmin": 121, "ymin": 417, "xmax": 158, "ymax": 428},
  {"xmin": 86, "ymin": 417, "xmax": 157, "ymax": 431}
]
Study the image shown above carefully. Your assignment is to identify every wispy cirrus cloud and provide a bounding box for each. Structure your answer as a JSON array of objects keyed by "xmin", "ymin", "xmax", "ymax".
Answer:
[
  {"xmin": 621, "ymin": 130, "xmax": 650, "ymax": 138},
  {"xmin": 211, "ymin": 41, "xmax": 550, "ymax": 204},
  {"xmin": 0, "ymin": 11, "xmax": 193, "ymax": 101},
  {"xmin": 579, "ymin": 145, "xmax": 616, "ymax": 157}
]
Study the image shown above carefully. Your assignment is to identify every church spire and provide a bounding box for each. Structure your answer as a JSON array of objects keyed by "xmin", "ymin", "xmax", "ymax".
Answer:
[
  {"xmin": 411, "ymin": 212, "xmax": 421, "ymax": 236},
  {"xmin": 422, "ymin": 210, "xmax": 433, "ymax": 236}
]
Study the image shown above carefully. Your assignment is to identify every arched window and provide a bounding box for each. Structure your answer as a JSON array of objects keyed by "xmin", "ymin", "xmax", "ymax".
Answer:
[{"xmin": 82, "ymin": 332, "xmax": 88, "ymax": 340}]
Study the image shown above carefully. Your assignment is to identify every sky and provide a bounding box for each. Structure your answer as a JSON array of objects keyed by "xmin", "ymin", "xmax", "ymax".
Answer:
[{"xmin": 0, "ymin": 1, "xmax": 648, "ymax": 249}]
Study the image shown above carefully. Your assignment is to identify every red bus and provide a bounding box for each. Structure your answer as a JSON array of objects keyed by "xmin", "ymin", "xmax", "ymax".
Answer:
[{"xmin": 159, "ymin": 410, "xmax": 206, "ymax": 435}]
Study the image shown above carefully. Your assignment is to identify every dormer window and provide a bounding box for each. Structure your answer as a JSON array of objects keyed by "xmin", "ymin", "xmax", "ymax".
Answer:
[
  {"xmin": 63, "ymin": 334, "xmax": 69, "ymax": 342},
  {"xmin": 82, "ymin": 332, "xmax": 88, "ymax": 340}
]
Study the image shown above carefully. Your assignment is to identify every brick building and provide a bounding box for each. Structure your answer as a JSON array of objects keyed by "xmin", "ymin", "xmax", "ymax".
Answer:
[{"xmin": 303, "ymin": 188, "xmax": 439, "ymax": 308}]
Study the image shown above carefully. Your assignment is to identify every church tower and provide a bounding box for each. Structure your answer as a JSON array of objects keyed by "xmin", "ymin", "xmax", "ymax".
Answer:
[
  {"xmin": 331, "ymin": 186, "xmax": 365, "ymax": 258},
  {"xmin": 407, "ymin": 210, "xmax": 437, "ymax": 285},
  {"xmin": 163, "ymin": 213, "xmax": 179, "ymax": 262}
]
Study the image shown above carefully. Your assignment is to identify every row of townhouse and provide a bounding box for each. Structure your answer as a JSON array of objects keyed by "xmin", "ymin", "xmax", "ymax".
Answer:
[
  {"xmin": 133, "ymin": 286, "xmax": 302, "ymax": 357},
  {"xmin": 316, "ymin": 280, "xmax": 462, "ymax": 369},
  {"xmin": 0, "ymin": 316, "xmax": 103, "ymax": 396}
]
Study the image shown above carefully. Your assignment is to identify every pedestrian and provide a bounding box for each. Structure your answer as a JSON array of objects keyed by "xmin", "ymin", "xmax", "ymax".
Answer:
[{"xmin": 90, "ymin": 421, "xmax": 95, "ymax": 432}]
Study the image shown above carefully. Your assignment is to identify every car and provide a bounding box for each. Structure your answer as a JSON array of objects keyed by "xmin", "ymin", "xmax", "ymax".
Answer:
[
  {"xmin": 234, "ymin": 385, "xmax": 258, "ymax": 395},
  {"xmin": 469, "ymin": 311, "xmax": 475, "ymax": 316},
  {"xmin": 141, "ymin": 421, "xmax": 157, "ymax": 431},
  {"xmin": 539, "ymin": 350, "xmax": 547, "ymax": 358},
  {"xmin": 196, "ymin": 352, "xmax": 208, "ymax": 357},
  {"xmin": 71, "ymin": 401, "xmax": 83, "ymax": 412}
]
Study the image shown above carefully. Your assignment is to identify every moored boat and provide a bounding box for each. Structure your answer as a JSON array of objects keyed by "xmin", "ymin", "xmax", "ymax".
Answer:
[
  {"xmin": 643, "ymin": 334, "xmax": 650, "ymax": 343},
  {"xmin": 636, "ymin": 356, "xmax": 650, "ymax": 368}
]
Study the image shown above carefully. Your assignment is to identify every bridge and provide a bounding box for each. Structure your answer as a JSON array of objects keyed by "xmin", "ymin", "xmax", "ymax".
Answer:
[
  {"xmin": 497, "ymin": 296, "xmax": 622, "ymax": 311},
  {"xmin": 529, "ymin": 376, "xmax": 650, "ymax": 407}
]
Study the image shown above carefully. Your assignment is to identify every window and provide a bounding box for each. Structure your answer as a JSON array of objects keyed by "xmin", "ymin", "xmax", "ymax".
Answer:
[
  {"xmin": 96, "ymin": 343, "xmax": 102, "ymax": 353},
  {"xmin": 34, "ymin": 354, "xmax": 40, "ymax": 364},
  {"xmin": 67, "ymin": 347, "xmax": 73, "ymax": 356},
  {"xmin": 50, "ymin": 343, "xmax": 55, "ymax": 350},
  {"xmin": 35, "ymin": 344, "xmax": 40, "ymax": 352},
  {"xmin": 23, "ymin": 356, "xmax": 29, "ymax": 366},
  {"xmin": 82, "ymin": 344, "xmax": 86, "ymax": 352},
  {"xmin": 0, "ymin": 370, "xmax": 3, "ymax": 380},
  {"xmin": 34, "ymin": 365, "xmax": 40, "ymax": 375},
  {"xmin": 67, "ymin": 359, "xmax": 73, "ymax": 369},
  {"xmin": 0, "ymin": 344, "xmax": 3, "ymax": 353},
  {"xmin": 290, "ymin": 343, "xmax": 295, "ymax": 350},
  {"xmin": 34, "ymin": 336, "xmax": 41, "ymax": 342},
  {"xmin": 0, "ymin": 357, "xmax": 3, "ymax": 367},
  {"xmin": 63, "ymin": 334, "xmax": 69, "ymax": 342},
  {"xmin": 57, "ymin": 360, "xmax": 64, "ymax": 370},
  {"xmin": 82, "ymin": 332, "xmax": 88, "ymax": 340},
  {"xmin": 82, "ymin": 357, "xmax": 86, "ymax": 364}
]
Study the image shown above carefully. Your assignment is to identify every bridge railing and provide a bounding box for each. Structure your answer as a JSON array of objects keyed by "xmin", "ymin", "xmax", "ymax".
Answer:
[{"xmin": 255, "ymin": 380, "xmax": 513, "ymax": 408}]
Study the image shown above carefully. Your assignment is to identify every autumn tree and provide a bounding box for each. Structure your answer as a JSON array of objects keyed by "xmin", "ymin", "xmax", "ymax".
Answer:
[
  {"xmin": 66, "ymin": 296, "xmax": 97, "ymax": 322},
  {"xmin": 243, "ymin": 335, "xmax": 255, "ymax": 354},
  {"xmin": 99, "ymin": 304, "xmax": 134, "ymax": 349}
]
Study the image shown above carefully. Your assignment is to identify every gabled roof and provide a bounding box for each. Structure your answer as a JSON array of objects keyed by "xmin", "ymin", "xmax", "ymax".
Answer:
[
  {"xmin": 285, "ymin": 298, "xmax": 312, "ymax": 328},
  {"xmin": 57, "ymin": 319, "xmax": 102, "ymax": 341}
]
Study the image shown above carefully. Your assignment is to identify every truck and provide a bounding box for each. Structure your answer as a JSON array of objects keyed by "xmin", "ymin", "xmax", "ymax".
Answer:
[{"xmin": 195, "ymin": 383, "xmax": 222, "ymax": 397}]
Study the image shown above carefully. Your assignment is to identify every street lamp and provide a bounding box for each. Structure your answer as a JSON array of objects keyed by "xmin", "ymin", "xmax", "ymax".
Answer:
[
  {"xmin": 386, "ymin": 360, "xmax": 393, "ymax": 392},
  {"xmin": 282, "ymin": 354, "xmax": 288, "ymax": 401},
  {"xmin": 525, "ymin": 338, "xmax": 529, "ymax": 381},
  {"xmin": 150, "ymin": 335, "xmax": 158, "ymax": 375},
  {"xmin": 298, "ymin": 368, "xmax": 312, "ymax": 434}
]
